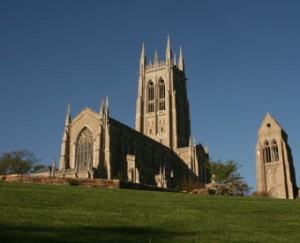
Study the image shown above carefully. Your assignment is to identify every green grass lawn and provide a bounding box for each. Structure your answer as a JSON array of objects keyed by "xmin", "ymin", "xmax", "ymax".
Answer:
[{"xmin": 1, "ymin": 182, "xmax": 300, "ymax": 242}]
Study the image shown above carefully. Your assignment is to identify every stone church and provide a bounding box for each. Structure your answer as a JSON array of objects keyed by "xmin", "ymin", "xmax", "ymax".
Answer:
[
  {"xmin": 57, "ymin": 37, "xmax": 210, "ymax": 189},
  {"xmin": 256, "ymin": 113, "xmax": 298, "ymax": 199}
]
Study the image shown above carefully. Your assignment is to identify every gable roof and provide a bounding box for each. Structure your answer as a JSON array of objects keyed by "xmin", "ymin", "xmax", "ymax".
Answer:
[
  {"xmin": 71, "ymin": 107, "xmax": 100, "ymax": 124},
  {"xmin": 258, "ymin": 112, "xmax": 283, "ymax": 135}
]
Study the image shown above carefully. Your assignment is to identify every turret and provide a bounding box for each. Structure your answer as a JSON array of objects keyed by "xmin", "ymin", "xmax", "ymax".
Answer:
[{"xmin": 166, "ymin": 35, "xmax": 172, "ymax": 66}]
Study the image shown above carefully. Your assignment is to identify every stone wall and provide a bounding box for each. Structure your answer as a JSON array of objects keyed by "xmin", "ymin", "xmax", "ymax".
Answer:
[
  {"xmin": 1, "ymin": 174, "xmax": 120, "ymax": 189},
  {"xmin": 0, "ymin": 174, "xmax": 178, "ymax": 192}
]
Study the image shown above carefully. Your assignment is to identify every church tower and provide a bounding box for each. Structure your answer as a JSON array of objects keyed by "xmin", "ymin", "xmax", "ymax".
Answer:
[
  {"xmin": 256, "ymin": 113, "xmax": 297, "ymax": 199},
  {"xmin": 135, "ymin": 36, "xmax": 191, "ymax": 149}
]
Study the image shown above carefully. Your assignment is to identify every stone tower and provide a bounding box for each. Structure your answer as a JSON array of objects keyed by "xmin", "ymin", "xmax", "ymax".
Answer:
[
  {"xmin": 256, "ymin": 113, "xmax": 297, "ymax": 199},
  {"xmin": 135, "ymin": 36, "xmax": 191, "ymax": 149}
]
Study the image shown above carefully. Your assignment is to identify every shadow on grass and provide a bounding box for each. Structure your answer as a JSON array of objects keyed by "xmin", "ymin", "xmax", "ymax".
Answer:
[{"xmin": 0, "ymin": 224, "xmax": 194, "ymax": 242}]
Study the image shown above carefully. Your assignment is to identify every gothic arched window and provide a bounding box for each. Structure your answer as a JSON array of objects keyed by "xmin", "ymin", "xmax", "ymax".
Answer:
[
  {"xmin": 148, "ymin": 81, "xmax": 154, "ymax": 101},
  {"xmin": 159, "ymin": 79, "xmax": 165, "ymax": 98},
  {"xmin": 75, "ymin": 127, "xmax": 94, "ymax": 171},
  {"xmin": 147, "ymin": 81, "xmax": 154, "ymax": 113},
  {"xmin": 264, "ymin": 141, "xmax": 271, "ymax": 163},
  {"xmin": 272, "ymin": 140, "xmax": 279, "ymax": 161},
  {"xmin": 158, "ymin": 79, "xmax": 165, "ymax": 111}
]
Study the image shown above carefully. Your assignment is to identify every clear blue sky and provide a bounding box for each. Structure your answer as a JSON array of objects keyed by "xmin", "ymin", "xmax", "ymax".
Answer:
[{"xmin": 1, "ymin": 0, "xmax": 300, "ymax": 190}]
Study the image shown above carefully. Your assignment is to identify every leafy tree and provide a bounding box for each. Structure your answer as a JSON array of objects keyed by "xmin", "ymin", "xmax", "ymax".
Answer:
[
  {"xmin": 206, "ymin": 160, "xmax": 250, "ymax": 196},
  {"xmin": 0, "ymin": 150, "xmax": 39, "ymax": 175}
]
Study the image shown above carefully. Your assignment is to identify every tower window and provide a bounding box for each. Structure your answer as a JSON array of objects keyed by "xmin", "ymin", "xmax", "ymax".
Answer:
[
  {"xmin": 158, "ymin": 79, "xmax": 165, "ymax": 111},
  {"xmin": 148, "ymin": 81, "xmax": 154, "ymax": 101},
  {"xmin": 159, "ymin": 101, "xmax": 165, "ymax": 110},
  {"xmin": 264, "ymin": 141, "xmax": 271, "ymax": 163},
  {"xmin": 272, "ymin": 140, "xmax": 279, "ymax": 161},
  {"xmin": 148, "ymin": 103, "xmax": 154, "ymax": 113},
  {"xmin": 159, "ymin": 79, "xmax": 165, "ymax": 98}
]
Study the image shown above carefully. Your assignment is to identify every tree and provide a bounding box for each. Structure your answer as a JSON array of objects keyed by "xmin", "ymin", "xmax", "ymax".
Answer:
[
  {"xmin": 206, "ymin": 160, "xmax": 250, "ymax": 196},
  {"xmin": 0, "ymin": 150, "xmax": 39, "ymax": 175}
]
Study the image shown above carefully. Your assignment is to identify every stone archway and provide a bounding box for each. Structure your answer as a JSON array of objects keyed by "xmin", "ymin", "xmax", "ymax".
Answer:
[{"xmin": 268, "ymin": 188, "xmax": 279, "ymax": 198}]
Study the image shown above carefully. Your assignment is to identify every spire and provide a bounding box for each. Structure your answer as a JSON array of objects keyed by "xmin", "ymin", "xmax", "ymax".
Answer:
[
  {"xmin": 65, "ymin": 103, "xmax": 71, "ymax": 127},
  {"xmin": 141, "ymin": 42, "xmax": 145, "ymax": 55},
  {"xmin": 100, "ymin": 98, "xmax": 104, "ymax": 116},
  {"xmin": 179, "ymin": 46, "xmax": 184, "ymax": 72},
  {"xmin": 139, "ymin": 43, "xmax": 146, "ymax": 73},
  {"xmin": 67, "ymin": 102, "xmax": 70, "ymax": 115},
  {"xmin": 105, "ymin": 95, "xmax": 109, "ymax": 117},
  {"xmin": 105, "ymin": 95, "xmax": 109, "ymax": 108},
  {"xmin": 173, "ymin": 53, "xmax": 177, "ymax": 66},
  {"xmin": 60, "ymin": 104, "xmax": 70, "ymax": 172},
  {"xmin": 154, "ymin": 49, "xmax": 158, "ymax": 67},
  {"xmin": 166, "ymin": 35, "xmax": 172, "ymax": 66}
]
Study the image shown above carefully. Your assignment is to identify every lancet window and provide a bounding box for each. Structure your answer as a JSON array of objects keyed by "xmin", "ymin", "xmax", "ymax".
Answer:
[
  {"xmin": 272, "ymin": 140, "xmax": 279, "ymax": 161},
  {"xmin": 263, "ymin": 140, "xmax": 279, "ymax": 163},
  {"xmin": 264, "ymin": 141, "xmax": 271, "ymax": 163},
  {"xmin": 159, "ymin": 79, "xmax": 165, "ymax": 98},
  {"xmin": 147, "ymin": 103, "xmax": 154, "ymax": 113},
  {"xmin": 147, "ymin": 81, "xmax": 155, "ymax": 113},
  {"xmin": 158, "ymin": 79, "xmax": 165, "ymax": 111},
  {"xmin": 159, "ymin": 101, "xmax": 165, "ymax": 111},
  {"xmin": 148, "ymin": 81, "xmax": 154, "ymax": 101},
  {"xmin": 75, "ymin": 127, "xmax": 94, "ymax": 171}
]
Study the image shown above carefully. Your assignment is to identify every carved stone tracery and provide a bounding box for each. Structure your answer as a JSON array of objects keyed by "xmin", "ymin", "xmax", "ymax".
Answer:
[{"xmin": 75, "ymin": 127, "xmax": 94, "ymax": 171}]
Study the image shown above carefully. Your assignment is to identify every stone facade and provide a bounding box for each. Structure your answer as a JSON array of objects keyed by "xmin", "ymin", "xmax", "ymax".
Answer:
[
  {"xmin": 58, "ymin": 37, "xmax": 210, "ymax": 189},
  {"xmin": 256, "ymin": 113, "xmax": 297, "ymax": 199}
]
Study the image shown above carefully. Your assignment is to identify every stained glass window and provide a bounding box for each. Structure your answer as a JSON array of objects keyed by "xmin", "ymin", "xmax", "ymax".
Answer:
[{"xmin": 75, "ymin": 127, "xmax": 93, "ymax": 171}]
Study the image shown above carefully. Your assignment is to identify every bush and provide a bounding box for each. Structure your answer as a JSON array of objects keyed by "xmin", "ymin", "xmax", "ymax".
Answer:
[{"xmin": 67, "ymin": 179, "xmax": 81, "ymax": 186}]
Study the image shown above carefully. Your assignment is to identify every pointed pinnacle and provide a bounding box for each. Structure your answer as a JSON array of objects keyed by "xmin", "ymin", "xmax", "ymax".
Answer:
[
  {"xmin": 141, "ymin": 42, "xmax": 145, "ymax": 58},
  {"xmin": 67, "ymin": 102, "xmax": 70, "ymax": 116},
  {"xmin": 167, "ymin": 34, "xmax": 171, "ymax": 48},
  {"xmin": 100, "ymin": 98, "xmax": 104, "ymax": 114},
  {"xmin": 154, "ymin": 49, "xmax": 158, "ymax": 66},
  {"xmin": 166, "ymin": 34, "xmax": 172, "ymax": 64},
  {"xmin": 179, "ymin": 46, "xmax": 184, "ymax": 71},
  {"xmin": 65, "ymin": 102, "xmax": 71, "ymax": 125},
  {"xmin": 105, "ymin": 95, "xmax": 109, "ymax": 107}
]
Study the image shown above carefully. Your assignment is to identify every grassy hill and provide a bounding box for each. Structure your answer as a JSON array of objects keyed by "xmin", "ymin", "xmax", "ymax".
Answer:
[{"xmin": 0, "ymin": 182, "xmax": 300, "ymax": 242}]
